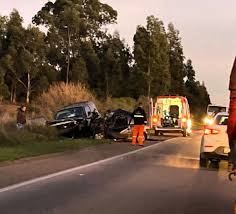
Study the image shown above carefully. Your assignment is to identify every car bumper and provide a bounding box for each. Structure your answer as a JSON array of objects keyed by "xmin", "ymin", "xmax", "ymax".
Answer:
[
  {"xmin": 202, "ymin": 146, "xmax": 230, "ymax": 160},
  {"xmin": 154, "ymin": 127, "xmax": 190, "ymax": 133}
]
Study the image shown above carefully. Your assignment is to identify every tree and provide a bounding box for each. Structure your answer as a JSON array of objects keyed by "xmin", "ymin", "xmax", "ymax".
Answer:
[
  {"xmin": 167, "ymin": 23, "xmax": 185, "ymax": 95},
  {"xmin": 33, "ymin": 0, "xmax": 117, "ymax": 84},
  {"xmin": 133, "ymin": 15, "xmax": 170, "ymax": 98},
  {"xmin": 16, "ymin": 26, "xmax": 48, "ymax": 104},
  {"xmin": 185, "ymin": 59, "xmax": 195, "ymax": 82},
  {"xmin": 97, "ymin": 32, "xmax": 132, "ymax": 99},
  {"xmin": 0, "ymin": 10, "xmax": 25, "ymax": 102},
  {"xmin": 0, "ymin": 15, "xmax": 7, "ymax": 56},
  {"xmin": 0, "ymin": 10, "xmax": 51, "ymax": 104},
  {"xmin": 0, "ymin": 15, "xmax": 9, "ymax": 99},
  {"xmin": 184, "ymin": 59, "xmax": 211, "ymax": 116}
]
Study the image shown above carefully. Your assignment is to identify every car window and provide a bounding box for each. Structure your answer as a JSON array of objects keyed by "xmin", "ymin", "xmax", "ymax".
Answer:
[
  {"xmin": 215, "ymin": 115, "xmax": 228, "ymax": 125},
  {"xmin": 208, "ymin": 106, "xmax": 226, "ymax": 113},
  {"xmin": 85, "ymin": 105, "xmax": 92, "ymax": 116},
  {"xmin": 55, "ymin": 107, "xmax": 85, "ymax": 120},
  {"xmin": 89, "ymin": 103, "xmax": 97, "ymax": 112}
]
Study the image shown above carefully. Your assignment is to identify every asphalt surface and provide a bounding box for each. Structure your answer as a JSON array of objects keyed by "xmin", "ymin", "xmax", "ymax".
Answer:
[{"xmin": 0, "ymin": 132, "xmax": 236, "ymax": 214}]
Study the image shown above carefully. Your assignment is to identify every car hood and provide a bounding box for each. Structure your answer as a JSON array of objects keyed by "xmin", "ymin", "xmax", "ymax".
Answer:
[{"xmin": 47, "ymin": 117, "xmax": 84, "ymax": 127}]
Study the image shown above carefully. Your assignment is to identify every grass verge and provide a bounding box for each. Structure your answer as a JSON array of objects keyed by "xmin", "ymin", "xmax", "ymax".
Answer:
[
  {"xmin": 0, "ymin": 123, "xmax": 111, "ymax": 163},
  {"xmin": 0, "ymin": 138, "xmax": 110, "ymax": 163}
]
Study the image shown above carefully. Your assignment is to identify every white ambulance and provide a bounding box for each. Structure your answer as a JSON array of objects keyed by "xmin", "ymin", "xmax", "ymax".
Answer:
[{"xmin": 149, "ymin": 96, "xmax": 192, "ymax": 137}]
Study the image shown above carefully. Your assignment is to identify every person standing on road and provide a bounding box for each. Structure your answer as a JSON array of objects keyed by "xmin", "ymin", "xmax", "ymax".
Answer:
[
  {"xmin": 228, "ymin": 57, "xmax": 236, "ymax": 172},
  {"xmin": 131, "ymin": 102, "xmax": 147, "ymax": 146},
  {"xmin": 16, "ymin": 105, "xmax": 27, "ymax": 130}
]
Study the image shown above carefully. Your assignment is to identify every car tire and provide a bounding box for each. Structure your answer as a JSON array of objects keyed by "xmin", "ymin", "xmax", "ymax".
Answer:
[{"xmin": 200, "ymin": 154, "xmax": 208, "ymax": 167}]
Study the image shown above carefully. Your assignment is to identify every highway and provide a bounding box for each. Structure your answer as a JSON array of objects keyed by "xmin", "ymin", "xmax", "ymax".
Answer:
[{"xmin": 0, "ymin": 131, "xmax": 236, "ymax": 214}]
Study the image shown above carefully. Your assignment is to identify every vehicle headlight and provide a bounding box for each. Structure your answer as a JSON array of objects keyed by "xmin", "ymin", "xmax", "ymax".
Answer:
[
  {"xmin": 208, "ymin": 119, "xmax": 214, "ymax": 125},
  {"xmin": 203, "ymin": 117, "xmax": 214, "ymax": 125}
]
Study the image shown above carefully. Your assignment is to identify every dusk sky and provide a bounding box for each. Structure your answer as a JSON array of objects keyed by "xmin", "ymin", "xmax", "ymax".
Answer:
[{"xmin": 1, "ymin": 0, "xmax": 236, "ymax": 106}]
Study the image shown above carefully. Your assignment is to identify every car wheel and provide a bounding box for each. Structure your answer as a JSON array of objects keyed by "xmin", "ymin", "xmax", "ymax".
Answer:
[{"xmin": 200, "ymin": 154, "xmax": 208, "ymax": 167}]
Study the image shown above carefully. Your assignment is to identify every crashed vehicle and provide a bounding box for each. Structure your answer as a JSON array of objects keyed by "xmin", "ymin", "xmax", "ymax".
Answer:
[
  {"xmin": 47, "ymin": 101, "xmax": 104, "ymax": 138},
  {"xmin": 104, "ymin": 109, "xmax": 148, "ymax": 141}
]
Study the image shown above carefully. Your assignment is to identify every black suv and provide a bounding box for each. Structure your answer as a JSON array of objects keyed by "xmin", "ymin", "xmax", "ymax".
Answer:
[{"xmin": 48, "ymin": 101, "xmax": 103, "ymax": 138}]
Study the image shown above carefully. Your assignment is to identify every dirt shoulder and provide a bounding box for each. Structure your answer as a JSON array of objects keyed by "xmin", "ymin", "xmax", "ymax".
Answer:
[{"xmin": 0, "ymin": 136, "xmax": 171, "ymax": 189}]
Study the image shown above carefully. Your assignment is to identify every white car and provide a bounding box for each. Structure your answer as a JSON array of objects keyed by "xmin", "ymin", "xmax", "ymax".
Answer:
[{"xmin": 200, "ymin": 112, "xmax": 230, "ymax": 167}]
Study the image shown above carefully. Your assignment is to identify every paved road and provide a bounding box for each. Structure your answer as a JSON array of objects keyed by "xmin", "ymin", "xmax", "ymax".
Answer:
[{"xmin": 0, "ymin": 132, "xmax": 236, "ymax": 214}]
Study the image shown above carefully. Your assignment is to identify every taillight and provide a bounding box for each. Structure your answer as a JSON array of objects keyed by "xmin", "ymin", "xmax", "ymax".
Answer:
[{"xmin": 204, "ymin": 128, "xmax": 220, "ymax": 135}]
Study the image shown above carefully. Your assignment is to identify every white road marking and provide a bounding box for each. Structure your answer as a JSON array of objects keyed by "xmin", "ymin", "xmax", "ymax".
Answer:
[{"xmin": 0, "ymin": 138, "xmax": 175, "ymax": 194}]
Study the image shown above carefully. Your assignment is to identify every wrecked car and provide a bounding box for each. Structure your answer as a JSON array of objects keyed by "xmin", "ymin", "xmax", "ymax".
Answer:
[
  {"xmin": 47, "ymin": 101, "xmax": 104, "ymax": 138},
  {"xmin": 104, "ymin": 109, "xmax": 148, "ymax": 141}
]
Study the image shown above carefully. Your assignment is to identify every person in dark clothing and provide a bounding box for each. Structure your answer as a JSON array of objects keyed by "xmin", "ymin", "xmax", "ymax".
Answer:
[
  {"xmin": 16, "ymin": 105, "xmax": 27, "ymax": 129},
  {"xmin": 228, "ymin": 57, "xmax": 236, "ymax": 172},
  {"xmin": 131, "ymin": 103, "xmax": 147, "ymax": 146}
]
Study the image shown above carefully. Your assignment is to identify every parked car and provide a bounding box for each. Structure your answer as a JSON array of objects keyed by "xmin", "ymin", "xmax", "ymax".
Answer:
[
  {"xmin": 200, "ymin": 112, "xmax": 230, "ymax": 167},
  {"xmin": 104, "ymin": 109, "xmax": 149, "ymax": 141},
  {"xmin": 47, "ymin": 101, "xmax": 103, "ymax": 138}
]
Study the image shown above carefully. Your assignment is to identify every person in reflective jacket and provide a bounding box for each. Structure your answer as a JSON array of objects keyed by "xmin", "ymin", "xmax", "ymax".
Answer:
[
  {"xmin": 228, "ymin": 57, "xmax": 236, "ymax": 171},
  {"xmin": 131, "ymin": 102, "xmax": 147, "ymax": 146}
]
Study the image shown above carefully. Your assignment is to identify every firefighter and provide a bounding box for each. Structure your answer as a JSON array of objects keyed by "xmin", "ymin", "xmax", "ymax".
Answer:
[
  {"xmin": 131, "ymin": 102, "xmax": 147, "ymax": 146},
  {"xmin": 228, "ymin": 57, "xmax": 236, "ymax": 172}
]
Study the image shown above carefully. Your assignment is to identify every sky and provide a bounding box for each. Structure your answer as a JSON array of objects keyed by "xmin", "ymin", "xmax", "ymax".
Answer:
[{"xmin": 1, "ymin": 0, "xmax": 236, "ymax": 106}]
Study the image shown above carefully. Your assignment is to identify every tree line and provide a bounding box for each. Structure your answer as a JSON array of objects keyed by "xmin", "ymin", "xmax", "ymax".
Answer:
[{"xmin": 0, "ymin": 0, "xmax": 210, "ymax": 115}]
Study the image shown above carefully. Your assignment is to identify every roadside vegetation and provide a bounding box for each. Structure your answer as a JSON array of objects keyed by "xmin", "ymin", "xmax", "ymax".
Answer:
[
  {"xmin": 0, "ymin": 123, "xmax": 110, "ymax": 162},
  {"xmin": 0, "ymin": 138, "xmax": 110, "ymax": 162}
]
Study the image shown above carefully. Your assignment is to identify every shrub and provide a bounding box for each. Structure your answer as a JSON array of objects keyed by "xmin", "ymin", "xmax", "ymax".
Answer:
[
  {"xmin": 0, "ymin": 104, "xmax": 18, "ymax": 125},
  {"xmin": 0, "ymin": 123, "xmax": 59, "ymax": 147},
  {"xmin": 137, "ymin": 96, "xmax": 150, "ymax": 113},
  {"xmin": 98, "ymin": 97, "xmax": 136, "ymax": 113},
  {"xmin": 35, "ymin": 82, "xmax": 98, "ymax": 119}
]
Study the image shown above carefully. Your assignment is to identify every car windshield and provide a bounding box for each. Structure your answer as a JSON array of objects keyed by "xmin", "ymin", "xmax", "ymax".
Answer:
[
  {"xmin": 215, "ymin": 115, "xmax": 228, "ymax": 125},
  {"xmin": 55, "ymin": 107, "xmax": 84, "ymax": 120}
]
